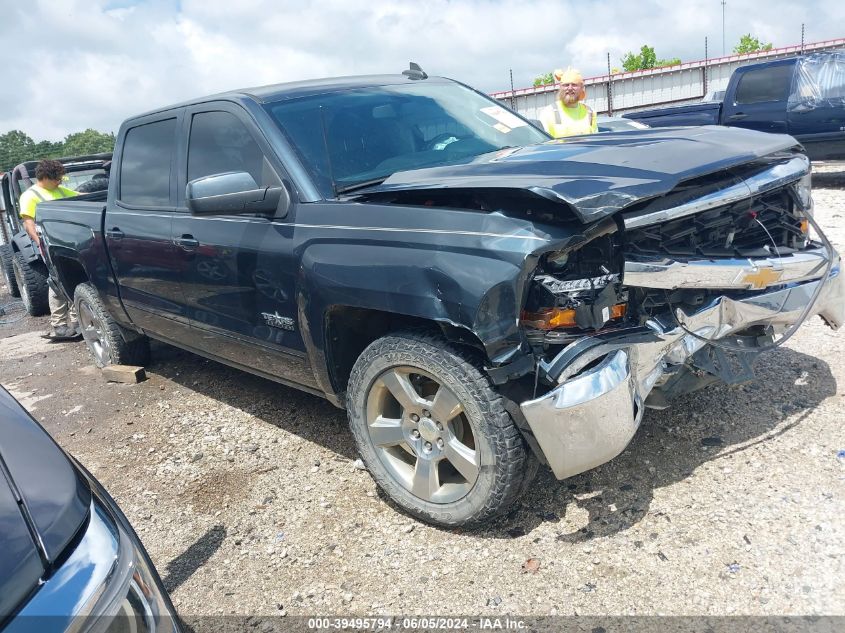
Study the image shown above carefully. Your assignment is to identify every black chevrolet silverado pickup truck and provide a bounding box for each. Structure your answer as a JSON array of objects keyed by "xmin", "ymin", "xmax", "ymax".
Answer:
[{"xmin": 35, "ymin": 69, "xmax": 844, "ymax": 526}]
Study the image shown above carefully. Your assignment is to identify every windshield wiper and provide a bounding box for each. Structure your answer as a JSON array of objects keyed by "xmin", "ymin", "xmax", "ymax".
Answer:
[{"xmin": 335, "ymin": 177, "xmax": 389, "ymax": 195}]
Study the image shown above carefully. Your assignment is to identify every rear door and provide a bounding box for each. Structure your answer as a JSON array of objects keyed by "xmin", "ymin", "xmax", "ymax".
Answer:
[
  {"xmin": 105, "ymin": 112, "xmax": 193, "ymax": 338},
  {"xmin": 722, "ymin": 60, "xmax": 796, "ymax": 134},
  {"xmin": 171, "ymin": 102, "xmax": 315, "ymax": 386},
  {"xmin": 787, "ymin": 57, "xmax": 845, "ymax": 160}
]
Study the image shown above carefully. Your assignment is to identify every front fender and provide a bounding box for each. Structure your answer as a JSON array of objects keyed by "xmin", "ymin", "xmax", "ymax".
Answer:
[{"xmin": 299, "ymin": 241, "xmax": 534, "ymax": 364}]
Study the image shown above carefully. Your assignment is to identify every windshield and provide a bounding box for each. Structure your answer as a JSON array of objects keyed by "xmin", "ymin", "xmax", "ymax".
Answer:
[
  {"xmin": 265, "ymin": 81, "xmax": 549, "ymax": 197},
  {"xmin": 14, "ymin": 166, "xmax": 106, "ymax": 196},
  {"xmin": 62, "ymin": 168, "xmax": 108, "ymax": 190}
]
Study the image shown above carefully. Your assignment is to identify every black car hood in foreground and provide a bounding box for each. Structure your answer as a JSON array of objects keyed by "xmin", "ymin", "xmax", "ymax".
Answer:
[
  {"xmin": 0, "ymin": 386, "xmax": 91, "ymax": 619},
  {"xmin": 366, "ymin": 126, "xmax": 800, "ymax": 223}
]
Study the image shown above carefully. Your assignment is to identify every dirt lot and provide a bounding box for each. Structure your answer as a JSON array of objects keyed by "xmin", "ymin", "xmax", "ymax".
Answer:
[{"xmin": 1, "ymin": 166, "xmax": 844, "ymax": 619}]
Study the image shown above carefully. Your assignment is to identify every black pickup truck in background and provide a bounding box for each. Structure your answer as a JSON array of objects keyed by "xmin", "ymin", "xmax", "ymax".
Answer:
[
  {"xmin": 35, "ymin": 68, "xmax": 844, "ymax": 526},
  {"xmin": 0, "ymin": 154, "xmax": 111, "ymax": 314},
  {"xmin": 624, "ymin": 51, "xmax": 845, "ymax": 161}
]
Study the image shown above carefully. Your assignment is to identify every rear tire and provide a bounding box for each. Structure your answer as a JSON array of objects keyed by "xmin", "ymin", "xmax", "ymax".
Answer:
[
  {"xmin": 12, "ymin": 252, "xmax": 48, "ymax": 315},
  {"xmin": 346, "ymin": 332, "xmax": 528, "ymax": 527},
  {"xmin": 0, "ymin": 245, "xmax": 19, "ymax": 297},
  {"xmin": 74, "ymin": 282, "xmax": 150, "ymax": 367}
]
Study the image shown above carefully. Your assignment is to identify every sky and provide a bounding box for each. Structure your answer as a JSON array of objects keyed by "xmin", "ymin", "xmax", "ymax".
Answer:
[{"xmin": 1, "ymin": 0, "xmax": 843, "ymax": 141}]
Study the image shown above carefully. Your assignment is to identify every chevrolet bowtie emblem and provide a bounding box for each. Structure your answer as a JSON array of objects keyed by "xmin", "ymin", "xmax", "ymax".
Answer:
[{"xmin": 739, "ymin": 267, "xmax": 784, "ymax": 289}]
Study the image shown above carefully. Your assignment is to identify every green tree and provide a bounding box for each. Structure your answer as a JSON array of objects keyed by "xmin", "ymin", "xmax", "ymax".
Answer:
[
  {"xmin": 621, "ymin": 45, "xmax": 681, "ymax": 71},
  {"xmin": 0, "ymin": 130, "xmax": 36, "ymax": 171},
  {"xmin": 62, "ymin": 129, "xmax": 116, "ymax": 157},
  {"xmin": 0, "ymin": 128, "xmax": 115, "ymax": 172},
  {"xmin": 533, "ymin": 71, "xmax": 554, "ymax": 87},
  {"xmin": 733, "ymin": 34, "xmax": 773, "ymax": 54}
]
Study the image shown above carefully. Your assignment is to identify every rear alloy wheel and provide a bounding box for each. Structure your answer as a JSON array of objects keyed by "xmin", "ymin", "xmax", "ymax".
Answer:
[
  {"xmin": 11, "ymin": 252, "xmax": 48, "ymax": 315},
  {"xmin": 347, "ymin": 332, "xmax": 528, "ymax": 527},
  {"xmin": 0, "ymin": 245, "xmax": 19, "ymax": 297},
  {"xmin": 74, "ymin": 282, "xmax": 150, "ymax": 367}
]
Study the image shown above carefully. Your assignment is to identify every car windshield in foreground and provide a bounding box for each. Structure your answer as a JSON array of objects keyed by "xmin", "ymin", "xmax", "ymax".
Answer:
[{"xmin": 265, "ymin": 81, "xmax": 549, "ymax": 197}]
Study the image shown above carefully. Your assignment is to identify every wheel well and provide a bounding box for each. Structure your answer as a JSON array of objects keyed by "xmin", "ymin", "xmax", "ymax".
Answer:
[
  {"xmin": 324, "ymin": 306, "xmax": 488, "ymax": 395},
  {"xmin": 54, "ymin": 256, "xmax": 89, "ymax": 298}
]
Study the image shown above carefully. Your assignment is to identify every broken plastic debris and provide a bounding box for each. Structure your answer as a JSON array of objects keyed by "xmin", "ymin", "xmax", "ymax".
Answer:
[{"xmin": 522, "ymin": 558, "xmax": 541, "ymax": 574}]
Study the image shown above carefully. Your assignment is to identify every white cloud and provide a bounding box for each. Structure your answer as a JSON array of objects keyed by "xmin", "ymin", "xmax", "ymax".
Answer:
[{"xmin": 1, "ymin": 0, "xmax": 843, "ymax": 140}]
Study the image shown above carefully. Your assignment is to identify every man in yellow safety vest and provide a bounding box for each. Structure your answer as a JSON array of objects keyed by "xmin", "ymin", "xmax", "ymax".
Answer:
[
  {"xmin": 19, "ymin": 159, "xmax": 79, "ymax": 339},
  {"xmin": 539, "ymin": 67, "xmax": 598, "ymax": 138}
]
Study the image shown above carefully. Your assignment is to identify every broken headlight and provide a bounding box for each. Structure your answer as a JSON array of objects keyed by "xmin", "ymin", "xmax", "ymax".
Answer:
[
  {"xmin": 795, "ymin": 171, "xmax": 812, "ymax": 210},
  {"xmin": 521, "ymin": 273, "xmax": 628, "ymax": 344}
]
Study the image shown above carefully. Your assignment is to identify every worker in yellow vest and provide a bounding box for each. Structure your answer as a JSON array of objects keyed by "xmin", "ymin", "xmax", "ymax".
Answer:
[
  {"xmin": 19, "ymin": 159, "xmax": 79, "ymax": 339},
  {"xmin": 539, "ymin": 67, "xmax": 598, "ymax": 138}
]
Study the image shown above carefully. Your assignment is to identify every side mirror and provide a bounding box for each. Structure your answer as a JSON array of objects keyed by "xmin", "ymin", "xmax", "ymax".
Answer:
[{"xmin": 186, "ymin": 171, "xmax": 290, "ymax": 217}]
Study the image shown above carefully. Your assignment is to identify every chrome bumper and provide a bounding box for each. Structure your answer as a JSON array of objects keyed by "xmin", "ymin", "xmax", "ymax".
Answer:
[{"xmin": 520, "ymin": 258, "xmax": 845, "ymax": 480}]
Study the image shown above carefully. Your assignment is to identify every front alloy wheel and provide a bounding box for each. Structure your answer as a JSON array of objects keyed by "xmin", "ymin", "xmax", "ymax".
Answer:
[
  {"xmin": 347, "ymin": 332, "xmax": 529, "ymax": 527},
  {"xmin": 366, "ymin": 366, "xmax": 480, "ymax": 504}
]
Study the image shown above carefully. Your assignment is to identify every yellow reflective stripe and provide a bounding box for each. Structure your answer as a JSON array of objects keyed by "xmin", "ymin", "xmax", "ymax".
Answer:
[
  {"xmin": 546, "ymin": 103, "xmax": 594, "ymax": 137},
  {"xmin": 30, "ymin": 187, "xmax": 48, "ymax": 202}
]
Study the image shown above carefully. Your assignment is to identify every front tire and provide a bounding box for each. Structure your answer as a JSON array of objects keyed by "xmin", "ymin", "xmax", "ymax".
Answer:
[
  {"xmin": 74, "ymin": 282, "xmax": 150, "ymax": 367},
  {"xmin": 0, "ymin": 245, "xmax": 19, "ymax": 297},
  {"xmin": 12, "ymin": 252, "xmax": 48, "ymax": 315},
  {"xmin": 346, "ymin": 332, "xmax": 528, "ymax": 527}
]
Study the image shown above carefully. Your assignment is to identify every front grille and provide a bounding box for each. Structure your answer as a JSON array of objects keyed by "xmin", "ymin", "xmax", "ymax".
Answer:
[{"xmin": 624, "ymin": 187, "xmax": 806, "ymax": 259}]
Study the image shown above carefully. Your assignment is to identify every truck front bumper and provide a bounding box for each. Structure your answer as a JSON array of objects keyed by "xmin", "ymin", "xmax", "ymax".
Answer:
[{"xmin": 519, "ymin": 257, "xmax": 845, "ymax": 480}]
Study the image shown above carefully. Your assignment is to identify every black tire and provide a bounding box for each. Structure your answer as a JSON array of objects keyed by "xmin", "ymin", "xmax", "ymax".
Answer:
[
  {"xmin": 12, "ymin": 251, "xmax": 48, "ymax": 316},
  {"xmin": 346, "ymin": 332, "xmax": 528, "ymax": 527},
  {"xmin": 74, "ymin": 282, "xmax": 150, "ymax": 367},
  {"xmin": 0, "ymin": 245, "xmax": 19, "ymax": 297}
]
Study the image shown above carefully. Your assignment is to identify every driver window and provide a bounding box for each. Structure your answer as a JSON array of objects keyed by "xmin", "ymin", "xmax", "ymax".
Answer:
[{"xmin": 188, "ymin": 111, "xmax": 280, "ymax": 187}]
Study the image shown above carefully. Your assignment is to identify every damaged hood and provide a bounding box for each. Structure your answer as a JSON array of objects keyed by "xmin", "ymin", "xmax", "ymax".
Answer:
[{"xmin": 365, "ymin": 126, "xmax": 802, "ymax": 223}]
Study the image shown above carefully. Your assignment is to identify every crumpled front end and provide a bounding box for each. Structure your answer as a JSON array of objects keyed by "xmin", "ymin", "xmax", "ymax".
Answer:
[{"xmin": 517, "ymin": 152, "xmax": 845, "ymax": 480}]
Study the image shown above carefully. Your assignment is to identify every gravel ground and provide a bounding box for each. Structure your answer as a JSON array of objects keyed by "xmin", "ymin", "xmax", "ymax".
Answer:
[{"xmin": 1, "ymin": 165, "xmax": 844, "ymax": 618}]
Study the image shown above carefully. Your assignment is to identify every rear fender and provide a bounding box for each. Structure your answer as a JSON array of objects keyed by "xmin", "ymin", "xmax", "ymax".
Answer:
[{"xmin": 11, "ymin": 231, "xmax": 40, "ymax": 264}]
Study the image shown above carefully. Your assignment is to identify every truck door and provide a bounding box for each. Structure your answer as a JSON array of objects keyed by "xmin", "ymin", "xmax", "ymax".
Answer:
[
  {"xmin": 787, "ymin": 55, "xmax": 845, "ymax": 161},
  {"xmin": 105, "ymin": 114, "xmax": 193, "ymax": 339},
  {"xmin": 722, "ymin": 60, "xmax": 795, "ymax": 134},
  {"xmin": 171, "ymin": 103, "xmax": 316, "ymax": 387}
]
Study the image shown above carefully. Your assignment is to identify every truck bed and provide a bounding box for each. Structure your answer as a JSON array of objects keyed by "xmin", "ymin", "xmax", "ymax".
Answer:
[
  {"xmin": 624, "ymin": 100, "xmax": 721, "ymax": 127},
  {"xmin": 37, "ymin": 197, "xmax": 106, "ymax": 233}
]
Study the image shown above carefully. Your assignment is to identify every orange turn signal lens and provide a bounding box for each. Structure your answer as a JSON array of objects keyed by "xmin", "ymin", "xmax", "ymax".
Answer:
[
  {"xmin": 609, "ymin": 303, "xmax": 627, "ymax": 319},
  {"xmin": 520, "ymin": 307, "xmax": 577, "ymax": 330},
  {"xmin": 800, "ymin": 219, "xmax": 810, "ymax": 234},
  {"xmin": 521, "ymin": 303, "xmax": 627, "ymax": 331}
]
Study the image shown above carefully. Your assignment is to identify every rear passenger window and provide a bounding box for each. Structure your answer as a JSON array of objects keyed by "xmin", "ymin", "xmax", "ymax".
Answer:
[
  {"xmin": 120, "ymin": 119, "xmax": 176, "ymax": 206},
  {"xmin": 735, "ymin": 65, "xmax": 794, "ymax": 104},
  {"xmin": 188, "ymin": 111, "xmax": 279, "ymax": 187}
]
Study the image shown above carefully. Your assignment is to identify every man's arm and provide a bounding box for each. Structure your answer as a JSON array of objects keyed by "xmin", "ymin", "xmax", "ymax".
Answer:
[
  {"xmin": 22, "ymin": 216, "xmax": 40, "ymax": 248},
  {"xmin": 538, "ymin": 107, "xmax": 556, "ymax": 137},
  {"xmin": 19, "ymin": 191, "xmax": 40, "ymax": 247}
]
